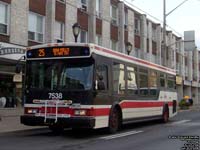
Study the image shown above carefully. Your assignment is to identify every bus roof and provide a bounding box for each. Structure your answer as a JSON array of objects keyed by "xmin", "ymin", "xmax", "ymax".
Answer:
[{"xmin": 27, "ymin": 42, "xmax": 176, "ymax": 75}]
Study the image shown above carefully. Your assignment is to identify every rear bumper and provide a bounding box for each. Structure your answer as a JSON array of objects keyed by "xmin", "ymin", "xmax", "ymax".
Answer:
[{"xmin": 20, "ymin": 115, "xmax": 95, "ymax": 129}]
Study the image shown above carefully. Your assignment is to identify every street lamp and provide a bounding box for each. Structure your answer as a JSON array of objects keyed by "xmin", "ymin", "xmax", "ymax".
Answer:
[
  {"xmin": 126, "ymin": 42, "xmax": 133, "ymax": 55},
  {"xmin": 72, "ymin": 23, "xmax": 81, "ymax": 43}
]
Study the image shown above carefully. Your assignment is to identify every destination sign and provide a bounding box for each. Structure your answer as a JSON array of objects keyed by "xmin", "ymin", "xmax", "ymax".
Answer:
[{"xmin": 26, "ymin": 46, "xmax": 90, "ymax": 58}]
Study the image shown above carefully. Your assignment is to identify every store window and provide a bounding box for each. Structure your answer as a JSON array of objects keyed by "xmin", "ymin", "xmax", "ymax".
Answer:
[
  {"xmin": 0, "ymin": 74, "xmax": 16, "ymax": 108},
  {"xmin": 0, "ymin": 2, "xmax": 9, "ymax": 35},
  {"xmin": 28, "ymin": 12, "xmax": 44, "ymax": 43}
]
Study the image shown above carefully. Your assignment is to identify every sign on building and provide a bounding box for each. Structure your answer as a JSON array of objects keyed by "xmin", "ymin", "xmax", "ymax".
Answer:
[{"xmin": 184, "ymin": 31, "xmax": 196, "ymax": 51}]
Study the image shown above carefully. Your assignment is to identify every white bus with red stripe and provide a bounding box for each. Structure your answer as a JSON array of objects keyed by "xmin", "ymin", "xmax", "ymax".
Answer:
[{"xmin": 21, "ymin": 43, "xmax": 177, "ymax": 133}]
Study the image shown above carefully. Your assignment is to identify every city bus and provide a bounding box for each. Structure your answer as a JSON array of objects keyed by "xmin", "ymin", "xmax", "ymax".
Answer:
[{"xmin": 21, "ymin": 43, "xmax": 177, "ymax": 133}]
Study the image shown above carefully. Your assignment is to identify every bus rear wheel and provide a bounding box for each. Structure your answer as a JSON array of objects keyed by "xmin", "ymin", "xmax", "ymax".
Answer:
[
  {"xmin": 108, "ymin": 107, "xmax": 121, "ymax": 134},
  {"xmin": 162, "ymin": 106, "xmax": 169, "ymax": 123}
]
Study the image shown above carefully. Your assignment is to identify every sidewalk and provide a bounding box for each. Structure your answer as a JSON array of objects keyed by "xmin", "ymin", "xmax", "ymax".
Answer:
[{"xmin": 0, "ymin": 107, "xmax": 43, "ymax": 133}]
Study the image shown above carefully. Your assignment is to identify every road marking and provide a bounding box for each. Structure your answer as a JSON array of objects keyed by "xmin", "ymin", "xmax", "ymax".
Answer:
[
  {"xmin": 168, "ymin": 120, "xmax": 191, "ymax": 125},
  {"xmin": 100, "ymin": 130, "xmax": 143, "ymax": 140}
]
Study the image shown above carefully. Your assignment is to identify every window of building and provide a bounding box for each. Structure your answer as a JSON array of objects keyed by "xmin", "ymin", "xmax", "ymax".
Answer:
[
  {"xmin": 96, "ymin": 34, "xmax": 102, "ymax": 46},
  {"xmin": 111, "ymin": 40, "xmax": 118, "ymax": 51},
  {"xmin": 110, "ymin": 5, "xmax": 118, "ymax": 25},
  {"xmin": 80, "ymin": 0, "xmax": 87, "ymax": 11},
  {"xmin": 55, "ymin": 21, "xmax": 64, "ymax": 42},
  {"xmin": 0, "ymin": 3, "xmax": 9, "ymax": 35},
  {"xmin": 28, "ymin": 12, "xmax": 44, "ymax": 43},
  {"xmin": 79, "ymin": 30, "xmax": 88, "ymax": 43},
  {"xmin": 113, "ymin": 63, "xmax": 125, "ymax": 94},
  {"xmin": 57, "ymin": 0, "xmax": 65, "ymax": 3},
  {"xmin": 96, "ymin": 0, "xmax": 102, "ymax": 18},
  {"xmin": 124, "ymin": 11, "xmax": 128, "ymax": 29},
  {"xmin": 152, "ymin": 27, "xmax": 156, "ymax": 41},
  {"xmin": 134, "ymin": 18, "xmax": 140, "ymax": 35}
]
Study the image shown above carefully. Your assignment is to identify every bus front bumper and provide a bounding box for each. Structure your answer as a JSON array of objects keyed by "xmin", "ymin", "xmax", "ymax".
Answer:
[{"xmin": 20, "ymin": 115, "xmax": 95, "ymax": 129}]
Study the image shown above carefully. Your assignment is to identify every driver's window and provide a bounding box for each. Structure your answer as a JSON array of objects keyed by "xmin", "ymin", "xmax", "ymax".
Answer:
[{"xmin": 96, "ymin": 65, "xmax": 108, "ymax": 91}]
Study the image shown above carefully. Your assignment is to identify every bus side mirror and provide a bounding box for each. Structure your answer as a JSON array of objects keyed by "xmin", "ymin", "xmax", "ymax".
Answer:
[{"xmin": 15, "ymin": 64, "xmax": 22, "ymax": 73}]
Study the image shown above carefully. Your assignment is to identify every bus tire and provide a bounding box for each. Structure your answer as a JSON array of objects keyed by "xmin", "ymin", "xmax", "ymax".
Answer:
[
  {"xmin": 162, "ymin": 105, "xmax": 169, "ymax": 123},
  {"xmin": 49, "ymin": 125, "xmax": 64, "ymax": 134},
  {"xmin": 108, "ymin": 106, "xmax": 121, "ymax": 134}
]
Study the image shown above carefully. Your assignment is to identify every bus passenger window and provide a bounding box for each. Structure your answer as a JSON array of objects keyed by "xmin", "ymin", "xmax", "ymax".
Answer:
[
  {"xmin": 113, "ymin": 63, "xmax": 125, "ymax": 94},
  {"xmin": 160, "ymin": 74, "xmax": 166, "ymax": 87},
  {"xmin": 167, "ymin": 75, "xmax": 175, "ymax": 89},
  {"xmin": 138, "ymin": 68, "xmax": 148, "ymax": 96},
  {"xmin": 127, "ymin": 66, "xmax": 138, "ymax": 95},
  {"xmin": 148, "ymin": 70, "xmax": 157, "ymax": 88}
]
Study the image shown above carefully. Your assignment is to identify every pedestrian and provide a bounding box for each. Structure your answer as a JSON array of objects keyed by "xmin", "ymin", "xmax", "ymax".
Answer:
[{"xmin": 188, "ymin": 98, "xmax": 193, "ymax": 106}]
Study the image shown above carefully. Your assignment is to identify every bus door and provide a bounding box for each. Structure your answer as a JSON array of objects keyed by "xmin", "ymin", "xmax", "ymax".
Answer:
[{"xmin": 93, "ymin": 56, "xmax": 112, "ymax": 105}]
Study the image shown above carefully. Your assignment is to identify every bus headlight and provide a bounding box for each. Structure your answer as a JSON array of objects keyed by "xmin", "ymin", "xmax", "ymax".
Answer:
[
  {"xmin": 27, "ymin": 108, "xmax": 38, "ymax": 114},
  {"xmin": 74, "ymin": 110, "xmax": 87, "ymax": 116}
]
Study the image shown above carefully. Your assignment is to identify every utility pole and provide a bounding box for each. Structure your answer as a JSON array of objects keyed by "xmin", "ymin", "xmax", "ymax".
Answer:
[{"xmin": 163, "ymin": 0, "xmax": 166, "ymax": 66}]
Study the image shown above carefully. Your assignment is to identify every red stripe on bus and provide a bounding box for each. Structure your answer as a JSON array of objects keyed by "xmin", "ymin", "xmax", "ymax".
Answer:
[
  {"xmin": 93, "ymin": 108, "xmax": 110, "ymax": 116},
  {"xmin": 37, "ymin": 107, "xmax": 110, "ymax": 117},
  {"xmin": 120, "ymin": 101, "xmax": 173, "ymax": 109}
]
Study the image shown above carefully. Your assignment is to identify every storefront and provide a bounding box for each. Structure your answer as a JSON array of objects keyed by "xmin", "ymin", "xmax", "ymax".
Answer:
[{"xmin": 0, "ymin": 42, "xmax": 25, "ymax": 108}]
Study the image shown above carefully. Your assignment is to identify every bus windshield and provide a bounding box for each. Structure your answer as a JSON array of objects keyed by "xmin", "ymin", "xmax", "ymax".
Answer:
[{"xmin": 26, "ymin": 59, "xmax": 94, "ymax": 91}]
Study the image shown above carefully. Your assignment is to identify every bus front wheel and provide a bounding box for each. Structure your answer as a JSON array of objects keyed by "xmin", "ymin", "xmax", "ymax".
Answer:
[{"xmin": 108, "ymin": 107, "xmax": 121, "ymax": 134}]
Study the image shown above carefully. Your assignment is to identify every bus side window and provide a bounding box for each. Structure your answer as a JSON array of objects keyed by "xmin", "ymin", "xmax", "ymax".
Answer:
[
  {"xmin": 113, "ymin": 62, "xmax": 125, "ymax": 94},
  {"xmin": 167, "ymin": 74, "xmax": 175, "ymax": 89},
  {"xmin": 138, "ymin": 68, "xmax": 148, "ymax": 96},
  {"xmin": 96, "ymin": 65, "xmax": 108, "ymax": 91},
  {"xmin": 127, "ymin": 66, "xmax": 138, "ymax": 95},
  {"xmin": 160, "ymin": 73, "xmax": 166, "ymax": 88}
]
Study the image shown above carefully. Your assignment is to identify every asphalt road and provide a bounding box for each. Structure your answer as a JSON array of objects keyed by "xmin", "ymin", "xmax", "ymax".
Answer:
[{"xmin": 0, "ymin": 110, "xmax": 199, "ymax": 150}]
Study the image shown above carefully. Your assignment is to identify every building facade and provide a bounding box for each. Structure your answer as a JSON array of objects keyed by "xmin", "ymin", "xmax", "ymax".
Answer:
[{"xmin": 0, "ymin": 0, "xmax": 199, "ymax": 108}]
